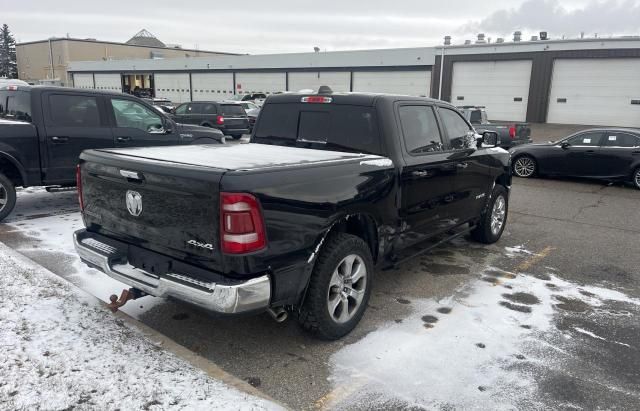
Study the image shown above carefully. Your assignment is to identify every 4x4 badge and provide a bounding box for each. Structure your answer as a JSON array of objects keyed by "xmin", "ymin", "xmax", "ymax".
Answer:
[{"xmin": 126, "ymin": 190, "xmax": 143, "ymax": 217}]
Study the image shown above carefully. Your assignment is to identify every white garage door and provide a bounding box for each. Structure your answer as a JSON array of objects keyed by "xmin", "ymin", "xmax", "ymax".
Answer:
[
  {"xmin": 353, "ymin": 70, "xmax": 431, "ymax": 96},
  {"xmin": 192, "ymin": 73, "xmax": 234, "ymax": 101},
  {"xmin": 154, "ymin": 73, "xmax": 191, "ymax": 104},
  {"xmin": 94, "ymin": 74, "xmax": 121, "ymax": 92},
  {"xmin": 547, "ymin": 59, "xmax": 640, "ymax": 127},
  {"xmin": 451, "ymin": 60, "xmax": 532, "ymax": 122},
  {"xmin": 235, "ymin": 72, "xmax": 286, "ymax": 95},
  {"xmin": 73, "ymin": 73, "xmax": 94, "ymax": 89},
  {"xmin": 288, "ymin": 72, "xmax": 350, "ymax": 93}
]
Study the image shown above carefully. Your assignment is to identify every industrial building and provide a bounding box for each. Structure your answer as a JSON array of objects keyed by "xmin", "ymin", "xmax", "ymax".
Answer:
[
  {"xmin": 67, "ymin": 33, "xmax": 640, "ymax": 126},
  {"xmin": 16, "ymin": 29, "xmax": 237, "ymax": 87}
]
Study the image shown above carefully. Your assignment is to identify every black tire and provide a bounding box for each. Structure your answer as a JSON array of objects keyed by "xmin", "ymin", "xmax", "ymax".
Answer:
[
  {"xmin": 231, "ymin": 134, "xmax": 243, "ymax": 140},
  {"xmin": 633, "ymin": 167, "xmax": 640, "ymax": 190},
  {"xmin": 298, "ymin": 233, "xmax": 373, "ymax": 340},
  {"xmin": 471, "ymin": 185, "xmax": 508, "ymax": 244},
  {"xmin": 512, "ymin": 155, "xmax": 537, "ymax": 178},
  {"xmin": 0, "ymin": 172, "xmax": 17, "ymax": 223}
]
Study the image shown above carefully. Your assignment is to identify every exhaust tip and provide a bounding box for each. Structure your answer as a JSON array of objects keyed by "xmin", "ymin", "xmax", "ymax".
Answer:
[{"xmin": 267, "ymin": 307, "xmax": 288, "ymax": 323}]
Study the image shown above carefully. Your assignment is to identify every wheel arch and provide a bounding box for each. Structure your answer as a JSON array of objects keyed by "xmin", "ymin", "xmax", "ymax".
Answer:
[{"xmin": 0, "ymin": 152, "xmax": 26, "ymax": 187}]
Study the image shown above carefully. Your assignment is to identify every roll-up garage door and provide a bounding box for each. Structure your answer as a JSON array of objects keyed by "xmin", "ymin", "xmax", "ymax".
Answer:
[
  {"xmin": 192, "ymin": 73, "xmax": 234, "ymax": 101},
  {"xmin": 93, "ymin": 74, "xmax": 122, "ymax": 92},
  {"xmin": 235, "ymin": 72, "xmax": 286, "ymax": 95},
  {"xmin": 547, "ymin": 59, "xmax": 640, "ymax": 127},
  {"xmin": 73, "ymin": 73, "xmax": 94, "ymax": 89},
  {"xmin": 288, "ymin": 72, "xmax": 350, "ymax": 93},
  {"xmin": 154, "ymin": 73, "xmax": 191, "ymax": 103},
  {"xmin": 451, "ymin": 60, "xmax": 532, "ymax": 122},
  {"xmin": 353, "ymin": 70, "xmax": 431, "ymax": 96}
]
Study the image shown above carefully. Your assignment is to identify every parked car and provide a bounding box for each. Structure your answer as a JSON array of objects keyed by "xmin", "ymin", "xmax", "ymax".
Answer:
[
  {"xmin": 171, "ymin": 101, "xmax": 250, "ymax": 140},
  {"xmin": 226, "ymin": 100, "xmax": 260, "ymax": 130},
  {"xmin": 0, "ymin": 85, "xmax": 225, "ymax": 222},
  {"xmin": 510, "ymin": 128, "xmax": 640, "ymax": 189},
  {"xmin": 142, "ymin": 97, "xmax": 175, "ymax": 114},
  {"xmin": 231, "ymin": 93, "xmax": 267, "ymax": 106},
  {"xmin": 457, "ymin": 106, "xmax": 531, "ymax": 149},
  {"xmin": 73, "ymin": 89, "xmax": 509, "ymax": 340}
]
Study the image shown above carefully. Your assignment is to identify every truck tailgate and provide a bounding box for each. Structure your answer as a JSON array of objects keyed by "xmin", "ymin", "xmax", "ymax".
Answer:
[{"xmin": 79, "ymin": 150, "xmax": 225, "ymax": 273}]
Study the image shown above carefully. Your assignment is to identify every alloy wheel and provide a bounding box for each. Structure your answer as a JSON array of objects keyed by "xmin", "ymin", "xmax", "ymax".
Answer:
[
  {"xmin": 327, "ymin": 254, "xmax": 367, "ymax": 324},
  {"xmin": 635, "ymin": 169, "xmax": 640, "ymax": 189},
  {"xmin": 0, "ymin": 182, "xmax": 7, "ymax": 212},
  {"xmin": 490, "ymin": 195, "xmax": 507, "ymax": 236},
  {"xmin": 514, "ymin": 157, "xmax": 535, "ymax": 177}
]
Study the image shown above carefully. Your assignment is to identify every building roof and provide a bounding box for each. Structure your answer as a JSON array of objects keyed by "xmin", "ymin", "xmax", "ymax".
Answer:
[{"xmin": 125, "ymin": 29, "xmax": 166, "ymax": 48}]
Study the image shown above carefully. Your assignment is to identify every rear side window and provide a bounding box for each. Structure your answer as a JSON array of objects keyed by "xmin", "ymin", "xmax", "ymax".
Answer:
[
  {"xmin": 49, "ymin": 94, "xmax": 100, "ymax": 127},
  {"xmin": 603, "ymin": 133, "xmax": 640, "ymax": 147},
  {"xmin": 398, "ymin": 106, "xmax": 443, "ymax": 153},
  {"xmin": 0, "ymin": 90, "xmax": 32, "ymax": 122},
  {"xmin": 201, "ymin": 103, "xmax": 217, "ymax": 114},
  {"xmin": 254, "ymin": 103, "xmax": 382, "ymax": 155},
  {"xmin": 221, "ymin": 104, "xmax": 245, "ymax": 116},
  {"xmin": 468, "ymin": 110, "xmax": 482, "ymax": 124}
]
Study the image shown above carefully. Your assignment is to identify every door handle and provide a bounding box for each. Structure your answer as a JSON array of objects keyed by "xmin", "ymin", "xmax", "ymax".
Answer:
[
  {"xmin": 117, "ymin": 136, "xmax": 132, "ymax": 143},
  {"xmin": 411, "ymin": 170, "xmax": 431, "ymax": 178},
  {"xmin": 50, "ymin": 136, "xmax": 69, "ymax": 143},
  {"xmin": 585, "ymin": 150, "xmax": 595, "ymax": 154},
  {"xmin": 456, "ymin": 162, "xmax": 468, "ymax": 169}
]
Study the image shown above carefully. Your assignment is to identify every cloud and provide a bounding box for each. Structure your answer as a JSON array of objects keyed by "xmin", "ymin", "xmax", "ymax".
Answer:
[{"xmin": 459, "ymin": 0, "xmax": 640, "ymax": 40}]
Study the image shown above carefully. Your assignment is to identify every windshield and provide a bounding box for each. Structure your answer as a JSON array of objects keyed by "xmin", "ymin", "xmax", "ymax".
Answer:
[
  {"xmin": 253, "ymin": 103, "xmax": 382, "ymax": 155},
  {"xmin": 0, "ymin": 90, "xmax": 32, "ymax": 122}
]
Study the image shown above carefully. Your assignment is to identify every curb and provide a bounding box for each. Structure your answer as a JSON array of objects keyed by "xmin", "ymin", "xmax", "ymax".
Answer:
[{"xmin": 0, "ymin": 240, "xmax": 285, "ymax": 408}]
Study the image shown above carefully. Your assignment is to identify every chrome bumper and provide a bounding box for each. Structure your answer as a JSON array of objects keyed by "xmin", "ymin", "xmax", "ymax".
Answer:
[{"xmin": 73, "ymin": 230, "xmax": 271, "ymax": 314}]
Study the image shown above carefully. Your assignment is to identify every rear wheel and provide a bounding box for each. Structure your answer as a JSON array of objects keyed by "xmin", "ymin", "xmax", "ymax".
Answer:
[
  {"xmin": 231, "ymin": 134, "xmax": 243, "ymax": 140},
  {"xmin": 0, "ymin": 173, "xmax": 17, "ymax": 222},
  {"xmin": 633, "ymin": 167, "xmax": 640, "ymax": 190},
  {"xmin": 513, "ymin": 155, "xmax": 536, "ymax": 178},
  {"xmin": 298, "ymin": 233, "xmax": 373, "ymax": 340},
  {"xmin": 471, "ymin": 185, "xmax": 508, "ymax": 244}
]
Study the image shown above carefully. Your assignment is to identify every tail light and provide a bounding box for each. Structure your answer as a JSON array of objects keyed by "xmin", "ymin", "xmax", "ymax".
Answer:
[
  {"xmin": 220, "ymin": 193, "xmax": 266, "ymax": 254},
  {"xmin": 76, "ymin": 164, "xmax": 84, "ymax": 211},
  {"xmin": 216, "ymin": 115, "xmax": 225, "ymax": 125},
  {"xmin": 509, "ymin": 125, "xmax": 516, "ymax": 139},
  {"xmin": 301, "ymin": 96, "xmax": 332, "ymax": 103}
]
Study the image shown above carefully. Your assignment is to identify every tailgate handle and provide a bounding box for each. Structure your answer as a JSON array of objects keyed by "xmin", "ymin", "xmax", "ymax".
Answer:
[
  {"xmin": 50, "ymin": 136, "xmax": 69, "ymax": 143},
  {"xmin": 120, "ymin": 170, "xmax": 143, "ymax": 180}
]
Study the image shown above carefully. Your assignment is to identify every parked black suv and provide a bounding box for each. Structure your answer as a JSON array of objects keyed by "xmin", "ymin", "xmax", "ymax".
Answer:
[
  {"xmin": 171, "ymin": 101, "xmax": 250, "ymax": 139},
  {"xmin": 74, "ymin": 89, "xmax": 510, "ymax": 339},
  {"xmin": 0, "ymin": 85, "xmax": 224, "ymax": 222}
]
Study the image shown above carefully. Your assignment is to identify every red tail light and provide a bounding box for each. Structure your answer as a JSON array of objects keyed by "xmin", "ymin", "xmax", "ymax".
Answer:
[
  {"xmin": 76, "ymin": 164, "xmax": 84, "ymax": 211},
  {"xmin": 301, "ymin": 96, "xmax": 332, "ymax": 103},
  {"xmin": 220, "ymin": 193, "xmax": 266, "ymax": 254},
  {"xmin": 509, "ymin": 125, "xmax": 516, "ymax": 139},
  {"xmin": 216, "ymin": 115, "xmax": 225, "ymax": 125}
]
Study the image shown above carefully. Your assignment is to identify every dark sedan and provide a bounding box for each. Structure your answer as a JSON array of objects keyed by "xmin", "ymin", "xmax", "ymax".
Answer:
[{"xmin": 510, "ymin": 128, "xmax": 640, "ymax": 189}]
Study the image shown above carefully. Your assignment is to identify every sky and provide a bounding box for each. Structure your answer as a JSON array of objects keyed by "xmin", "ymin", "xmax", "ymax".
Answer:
[{"xmin": 2, "ymin": 0, "xmax": 639, "ymax": 54}]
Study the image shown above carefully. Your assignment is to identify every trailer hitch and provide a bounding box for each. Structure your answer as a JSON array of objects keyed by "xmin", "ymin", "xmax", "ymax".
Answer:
[{"xmin": 107, "ymin": 288, "xmax": 146, "ymax": 312}]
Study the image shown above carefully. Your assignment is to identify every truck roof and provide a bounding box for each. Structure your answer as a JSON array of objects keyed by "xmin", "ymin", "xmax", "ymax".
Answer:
[
  {"xmin": 266, "ymin": 90, "xmax": 451, "ymax": 107},
  {"xmin": 2, "ymin": 85, "xmax": 128, "ymax": 98}
]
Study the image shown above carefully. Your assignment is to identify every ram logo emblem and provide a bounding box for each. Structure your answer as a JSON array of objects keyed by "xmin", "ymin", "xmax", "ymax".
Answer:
[{"xmin": 125, "ymin": 190, "xmax": 143, "ymax": 217}]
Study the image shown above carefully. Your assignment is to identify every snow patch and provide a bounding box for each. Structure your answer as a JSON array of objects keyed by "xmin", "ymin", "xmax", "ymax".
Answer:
[{"xmin": 359, "ymin": 158, "xmax": 393, "ymax": 167}]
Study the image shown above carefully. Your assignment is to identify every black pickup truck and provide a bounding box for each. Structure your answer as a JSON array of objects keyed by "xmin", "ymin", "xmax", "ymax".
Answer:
[
  {"xmin": 74, "ymin": 90, "xmax": 511, "ymax": 339},
  {"xmin": 0, "ymin": 85, "xmax": 224, "ymax": 221},
  {"xmin": 457, "ymin": 106, "xmax": 531, "ymax": 149}
]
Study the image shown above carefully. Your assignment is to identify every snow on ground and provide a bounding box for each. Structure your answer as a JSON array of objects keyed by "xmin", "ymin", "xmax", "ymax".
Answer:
[
  {"xmin": 0, "ymin": 243, "xmax": 281, "ymax": 411},
  {"xmin": 7, "ymin": 188, "xmax": 158, "ymax": 319},
  {"xmin": 325, "ymin": 250, "xmax": 640, "ymax": 410}
]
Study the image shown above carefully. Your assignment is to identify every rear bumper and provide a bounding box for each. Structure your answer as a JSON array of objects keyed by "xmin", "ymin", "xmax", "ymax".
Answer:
[
  {"xmin": 223, "ymin": 127, "xmax": 250, "ymax": 135},
  {"xmin": 73, "ymin": 229, "xmax": 271, "ymax": 314}
]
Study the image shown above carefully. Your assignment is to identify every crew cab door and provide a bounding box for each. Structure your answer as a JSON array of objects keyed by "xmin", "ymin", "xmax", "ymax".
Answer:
[
  {"xmin": 108, "ymin": 97, "xmax": 183, "ymax": 148},
  {"xmin": 41, "ymin": 91, "xmax": 114, "ymax": 184},
  {"xmin": 397, "ymin": 103, "xmax": 462, "ymax": 246},
  {"xmin": 436, "ymin": 106, "xmax": 494, "ymax": 221}
]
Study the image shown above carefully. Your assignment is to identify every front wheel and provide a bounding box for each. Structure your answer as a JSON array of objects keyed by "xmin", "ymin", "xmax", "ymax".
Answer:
[
  {"xmin": 471, "ymin": 185, "xmax": 508, "ymax": 244},
  {"xmin": 513, "ymin": 155, "xmax": 537, "ymax": 178},
  {"xmin": 633, "ymin": 167, "xmax": 640, "ymax": 190},
  {"xmin": 298, "ymin": 233, "xmax": 373, "ymax": 340},
  {"xmin": 0, "ymin": 172, "xmax": 17, "ymax": 223}
]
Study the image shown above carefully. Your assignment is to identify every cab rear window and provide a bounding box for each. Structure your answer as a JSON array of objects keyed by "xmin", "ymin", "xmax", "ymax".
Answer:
[
  {"xmin": 0, "ymin": 90, "xmax": 32, "ymax": 122},
  {"xmin": 254, "ymin": 103, "xmax": 382, "ymax": 155}
]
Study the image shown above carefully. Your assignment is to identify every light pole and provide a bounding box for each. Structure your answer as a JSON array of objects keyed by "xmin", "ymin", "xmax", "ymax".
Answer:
[{"xmin": 438, "ymin": 36, "xmax": 450, "ymax": 101}]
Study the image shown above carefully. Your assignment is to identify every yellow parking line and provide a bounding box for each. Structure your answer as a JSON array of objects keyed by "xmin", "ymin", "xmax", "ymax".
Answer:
[{"xmin": 516, "ymin": 246, "xmax": 555, "ymax": 273}]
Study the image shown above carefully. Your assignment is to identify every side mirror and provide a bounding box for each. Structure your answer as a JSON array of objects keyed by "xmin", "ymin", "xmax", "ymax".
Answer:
[
  {"xmin": 560, "ymin": 142, "xmax": 570, "ymax": 149},
  {"xmin": 479, "ymin": 131, "xmax": 499, "ymax": 148}
]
